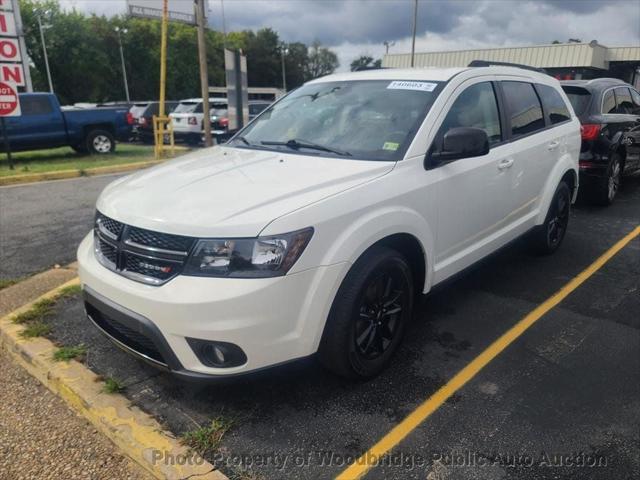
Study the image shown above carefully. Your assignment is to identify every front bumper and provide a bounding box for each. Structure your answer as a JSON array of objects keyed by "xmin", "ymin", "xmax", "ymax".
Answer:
[{"xmin": 77, "ymin": 233, "xmax": 349, "ymax": 378}]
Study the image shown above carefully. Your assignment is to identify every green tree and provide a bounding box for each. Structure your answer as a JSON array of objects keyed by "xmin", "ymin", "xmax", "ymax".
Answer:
[
  {"xmin": 306, "ymin": 41, "xmax": 339, "ymax": 80},
  {"xmin": 350, "ymin": 55, "xmax": 382, "ymax": 71}
]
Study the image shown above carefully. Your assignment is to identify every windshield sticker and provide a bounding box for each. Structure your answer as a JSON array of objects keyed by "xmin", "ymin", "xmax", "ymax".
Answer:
[
  {"xmin": 387, "ymin": 81, "xmax": 437, "ymax": 92},
  {"xmin": 382, "ymin": 141, "xmax": 400, "ymax": 151}
]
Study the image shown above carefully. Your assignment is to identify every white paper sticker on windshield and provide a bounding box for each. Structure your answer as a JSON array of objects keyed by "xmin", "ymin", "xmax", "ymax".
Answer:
[{"xmin": 387, "ymin": 81, "xmax": 437, "ymax": 92}]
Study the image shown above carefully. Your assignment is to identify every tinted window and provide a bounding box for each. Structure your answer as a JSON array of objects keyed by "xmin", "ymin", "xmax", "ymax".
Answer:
[
  {"xmin": 249, "ymin": 103, "xmax": 269, "ymax": 115},
  {"xmin": 437, "ymin": 82, "xmax": 502, "ymax": 147},
  {"xmin": 20, "ymin": 96, "xmax": 53, "ymax": 115},
  {"xmin": 631, "ymin": 89, "xmax": 640, "ymax": 108},
  {"xmin": 602, "ymin": 90, "xmax": 616, "ymax": 114},
  {"xmin": 537, "ymin": 84, "xmax": 571, "ymax": 124},
  {"xmin": 562, "ymin": 86, "xmax": 591, "ymax": 116},
  {"xmin": 614, "ymin": 87, "xmax": 633, "ymax": 114},
  {"xmin": 502, "ymin": 81, "xmax": 545, "ymax": 137}
]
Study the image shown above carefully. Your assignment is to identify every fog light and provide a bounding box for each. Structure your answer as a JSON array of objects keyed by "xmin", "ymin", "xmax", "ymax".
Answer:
[{"xmin": 186, "ymin": 338, "xmax": 247, "ymax": 368}]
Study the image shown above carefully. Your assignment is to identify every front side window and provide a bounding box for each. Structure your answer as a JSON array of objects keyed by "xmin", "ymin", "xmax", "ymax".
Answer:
[
  {"xmin": 435, "ymin": 82, "xmax": 502, "ymax": 149},
  {"xmin": 502, "ymin": 81, "xmax": 545, "ymax": 138},
  {"xmin": 614, "ymin": 87, "xmax": 633, "ymax": 114},
  {"xmin": 234, "ymin": 80, "xmax": 442, "ymax": 161},
  {"xmin": 602, "ymin": 90, "xmax": 616, "ymax": 114},
  {"xmin": 537, "ymin": 84, "xmax": 571, "ymax": 124}
]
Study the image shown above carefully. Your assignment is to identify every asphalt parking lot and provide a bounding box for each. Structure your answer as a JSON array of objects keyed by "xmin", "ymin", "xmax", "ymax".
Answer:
[{"xmin": 36, "ymin": 175, "xmax": 640, "ymax": 479}]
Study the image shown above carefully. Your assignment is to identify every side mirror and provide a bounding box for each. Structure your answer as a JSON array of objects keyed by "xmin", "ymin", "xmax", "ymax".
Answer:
[{"xmin": 428, "ymin": 127, "xmax": 490, "ymax": 167}]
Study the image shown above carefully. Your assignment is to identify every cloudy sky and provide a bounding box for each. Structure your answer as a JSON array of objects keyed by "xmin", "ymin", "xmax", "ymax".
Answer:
[{"xmin": 60, "ymin": 0, "xmax": 640, "ymax": 70}]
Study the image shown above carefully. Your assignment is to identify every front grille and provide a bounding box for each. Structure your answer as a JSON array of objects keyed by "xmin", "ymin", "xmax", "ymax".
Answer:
[
  {"xmin": 127, "ymin": 226, "xmax": 194, "ymax": 253},
  {"xmin": 94, "ymin": 211, "xmax": 194, "ymax": 286},
  {"xmin": 86, "ymin": 302, "xmax": 165, "ymax": 365}
]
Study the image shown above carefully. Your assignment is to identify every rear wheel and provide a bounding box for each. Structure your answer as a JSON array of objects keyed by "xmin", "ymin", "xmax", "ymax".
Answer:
[
  {"xmin": 530, "ymin": 181, "xmax": 571, "ymax": 255},
  {"xmin": 319, "ymin": 246, "xmax": 413, "ymax": 379},
  {"xmin": 86, "ymin": 129, "xmax": 115, "ymax": 155},
  {"xmin": 591, "ymin": 153, "xmax": 622, "ymax": 206}
]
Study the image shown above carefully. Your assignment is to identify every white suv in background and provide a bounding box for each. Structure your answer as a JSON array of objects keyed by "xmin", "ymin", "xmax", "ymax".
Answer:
[
  {"xmin": 170, "ymin": 97, "xmax": 227, "ymax": 144},
  {"xmin": 78, "ymin": 65, "xmax": 580, "ymax": 380}
]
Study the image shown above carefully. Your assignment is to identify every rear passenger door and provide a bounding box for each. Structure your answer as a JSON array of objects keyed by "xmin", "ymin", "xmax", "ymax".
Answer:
[{"xmin": 498, "ymin": 80, "xmax": 555, "ymax": 218}]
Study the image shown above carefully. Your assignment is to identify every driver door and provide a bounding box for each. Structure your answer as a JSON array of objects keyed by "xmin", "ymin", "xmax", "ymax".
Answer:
[{"xmin": 430, "ymin": 79, "xmax": 519, "ymax": 283}]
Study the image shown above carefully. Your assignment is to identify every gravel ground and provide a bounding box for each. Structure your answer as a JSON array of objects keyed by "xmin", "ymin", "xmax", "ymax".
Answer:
[{"xmin": 0, "ymin": 348, "xmax": 153, "ymax": 480}]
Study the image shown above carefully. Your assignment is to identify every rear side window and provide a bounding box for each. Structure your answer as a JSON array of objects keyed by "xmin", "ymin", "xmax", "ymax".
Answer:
[
  {"xmin": 437, "ymin": 82, "xmax": 502, "ymax": 148},
  {"xmin": 602, "ymin": 90, "xmax": 616, "ymax": 114},
  {"xmin": 614, "ymin": 87, "xmax": 633, "ymax": 114},
  {"xmin": 20, "ymin": 96, "xmax": 53, "ymax": 115},
  {"xmin": 537, "ymin": 84, "xmax": 571, "ymax": 124},
  {"xmin": 562, "ymin": 86, "xmax": 591, "ymax": 116},
  {"xmin": 501, "ymin": 81, "xmax": 545, "ymax": 137}
]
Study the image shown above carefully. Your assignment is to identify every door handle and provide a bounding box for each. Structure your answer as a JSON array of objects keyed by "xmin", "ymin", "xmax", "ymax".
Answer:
[
  {"xmin": 547, "ymin": 140, "xmax": 560, "ymax": 150},
  {"xmin": 498, "ymin": 158, "xmax": 514, "ymax": 170}
]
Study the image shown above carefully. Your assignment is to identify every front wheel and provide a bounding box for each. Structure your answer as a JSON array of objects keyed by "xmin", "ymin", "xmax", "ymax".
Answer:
[
  {"xmin": 530, "ymin": 181, "xmax": 571, "ymax": 255},
  {"xmin": 86, "ymin": 129, "xmax": 115, "ymax": 155},
  {"xmin": 319, "ymin": 246, "xmax": 414, "ymax": 379}
]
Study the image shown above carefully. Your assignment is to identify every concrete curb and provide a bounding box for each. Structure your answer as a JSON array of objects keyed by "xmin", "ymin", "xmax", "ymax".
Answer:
[
  {"xmin": 0, "ymin": 160, "xmax": 165, "ymax": 187},
  {"xmin": 0, "ymin": 276, "xmax": 226, "ymax": 480}
]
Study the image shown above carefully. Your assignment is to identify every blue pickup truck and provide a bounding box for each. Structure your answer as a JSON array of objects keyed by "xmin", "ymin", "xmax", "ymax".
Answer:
[{"xmin": 1, "ymin": 93, "xmax": 132, "ymax": 155}]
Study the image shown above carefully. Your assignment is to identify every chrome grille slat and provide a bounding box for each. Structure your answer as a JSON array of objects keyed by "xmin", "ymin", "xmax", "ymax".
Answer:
[{"xmin": 94, "ymin": 211, "xmax": 194, "ymax": 286}]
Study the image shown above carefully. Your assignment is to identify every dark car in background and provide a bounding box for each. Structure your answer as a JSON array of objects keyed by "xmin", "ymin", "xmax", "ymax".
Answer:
[
  {"xmin": 248, "ymin": 100, "xmax": 271, "ymax": 120},
  {"xmin": 561, "ymin": 79, "xmax": 640, "ymax": 205},
  {"xmin": 129, "ymin": 101, "xmax": 178, "ymax": 143},
  {"xmin": 2, "ymin": 93, "xmax": 132, "ymax": 155}
]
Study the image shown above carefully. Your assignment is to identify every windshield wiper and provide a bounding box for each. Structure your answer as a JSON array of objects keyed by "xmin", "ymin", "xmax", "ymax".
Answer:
[
  {"xmin": 260, "ymin": 139, "xmax": 352, "ymax": 157},
  {"xmin": 233, "ymin": 136, "xmax": 253, "ymax": 146}
]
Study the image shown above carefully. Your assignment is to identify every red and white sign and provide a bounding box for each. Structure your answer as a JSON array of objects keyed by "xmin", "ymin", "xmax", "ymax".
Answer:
[
  {"xmin": 0, "ymin": 37, "xmax": 19, "ymax": 61},
  {"xmin": 0, "ymin": 0, "xmax": 13, "ymax": 11},
  {"xmin": 0, "ymin": 80, "xmax": 20, "ymax": 116},
  {"xmin": 0, "ymin": 62, "xmax": 23, "ymax": 85},
  {"xmin": 0, "ymin": 11, "xmax": 16, "ymax": 36}
]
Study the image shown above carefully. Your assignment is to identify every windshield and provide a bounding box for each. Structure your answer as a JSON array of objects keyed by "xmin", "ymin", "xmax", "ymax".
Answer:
[
  {"xmin": 130, "ymin": 104, "xmax": 149, "ymax": 118},
  {"xmin": 210, "ymin": 105, "xmax": 228, "ymax": 116},
  {"xmin": 233, "ymin": 80, "xmax": 442, "ymax": 160},
  {"xmin": 174, "ymin": 102, "xmax": 202, "ymax": 114},
  {"xmin": 561, "ymin": 86, "xmax": 591, "ymax": 116}
]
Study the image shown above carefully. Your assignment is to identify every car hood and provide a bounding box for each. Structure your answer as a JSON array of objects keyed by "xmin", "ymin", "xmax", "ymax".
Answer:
[{"xmin": 97, "ymin": 146, "xmax": 394, "ymax": 237}]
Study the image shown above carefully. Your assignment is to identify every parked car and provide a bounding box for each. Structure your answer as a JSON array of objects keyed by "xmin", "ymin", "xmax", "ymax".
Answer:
[
  {"xmin": 169, "ymin": 98, "xmax": 227, "ymax": 145},
  {"xmin": 209, "ymin": 103, "xmax": 229, "ymax": 139},
  {"xmin": 248, "ymin": 100, "xmax": 271, "ymax": 121},
  {"xmin": 2, "ymin": 93, "xmax": 132, "ymax": 155},
  {"xmin": 78, "ymin": 65, "xmax": 580, "ymax": 380},
  {"xmin": 561, "ymin": 78, "xmax": 640, "ymax": 205},
  {"xmin": 130, "ymin": 101, "xmax": 179, "ymax": 143}
]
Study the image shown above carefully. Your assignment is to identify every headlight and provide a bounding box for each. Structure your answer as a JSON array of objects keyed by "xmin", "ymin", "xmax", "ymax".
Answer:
[{"xmin": 183, "ymin": 227, "xmax": 313, "ymax": 278}]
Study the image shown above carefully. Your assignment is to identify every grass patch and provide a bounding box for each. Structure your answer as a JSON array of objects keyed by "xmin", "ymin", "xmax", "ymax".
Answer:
[
  {"xmin": 53, "ymin": 344, "xmax": 87, "ymax": 362},
  {"xmin": 0, "ymin": 278, "xmax": 20, "ymax": 290},
  {"xmin": 19, "ymin": 321, "xmax": 52, "ymax": 338},
  {"xmin": 181, "ymin": 416, "xmax": 234, "ymax": 456},
  {"xmin": 57, "ymin": 284, "xmax": 82, "ymax": 298},
  {"xmin": 0, "ymin": 144, "xmax": 166, "ymax": 178},
  {"xmin": 12, "ymin": 297, "xmax": 56, "ymax": 324},
  {"xmin": 102, "ymin": 377, "xmax": 125, "ymax": 394}
]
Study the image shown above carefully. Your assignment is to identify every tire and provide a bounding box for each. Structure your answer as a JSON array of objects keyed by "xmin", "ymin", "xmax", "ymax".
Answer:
[
  {"xmin": 318, "ymin": 246, "xmax": 414, "ymax": 379},
  {"xmin": 591, "ymin": 153, "xmax": 622, "ymax": 206},
  {"xmin": 85, "ymin": 129, "xmax": 115, "ymax": 155},
  {"xmin": 530, "ymin": 181, "xmax": 571, "ymax": 255}
]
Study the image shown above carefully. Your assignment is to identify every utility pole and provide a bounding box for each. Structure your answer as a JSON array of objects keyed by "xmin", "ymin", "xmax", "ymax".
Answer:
[
  {"xmin": 196, "ymin": 0, "xmax": 212, "ymax": 147},
  {"xmin": 410, "ymin": 0, "xmax": 418, "ymax": 67},
  {"xmin": 37, "ymin": 12, "xmax": 53, "ymax": 93},
  {"xmin": 115, "ymin": 27, "xmax": 130, "ymax": 103},
  {"xmin": 280, "ymin": 43, "xmax": 288, "ymax": 92}
]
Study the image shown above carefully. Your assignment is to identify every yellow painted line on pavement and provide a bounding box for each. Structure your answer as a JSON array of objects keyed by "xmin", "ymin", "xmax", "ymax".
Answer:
[{"xmin": 338, "ymin": 225, "xmax": 640, "ymax": 480}]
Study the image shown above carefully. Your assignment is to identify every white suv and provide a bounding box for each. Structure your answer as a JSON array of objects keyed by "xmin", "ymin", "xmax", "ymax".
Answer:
[{"xmin": 78, "ymin": 66, "xmax": 580, "ymax": 380}]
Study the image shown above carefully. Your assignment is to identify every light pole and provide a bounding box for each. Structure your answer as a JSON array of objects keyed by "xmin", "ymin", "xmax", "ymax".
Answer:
[
  {"xmin": 383, "ymin": 40, "xmax": 395, "ymax": 55},
  {"xmin": 410, "ymin": 0, "xmax": 418, "ymax": 67},
  {"xmin": 36, "ymin": 11, "xmax": 53, "ymax": 93},
  {"xmin": 114, "ymin": 27, "xmax": 130, "ymax": 103},
  {"xmin": 280, "ymin": 43, "xmax": 288, "ymax": 92}
]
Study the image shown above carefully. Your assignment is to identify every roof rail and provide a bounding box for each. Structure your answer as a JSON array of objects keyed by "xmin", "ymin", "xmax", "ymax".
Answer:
[{"xmin": 468, "ymin": 60, "xmax": 547, "ymax": 74}]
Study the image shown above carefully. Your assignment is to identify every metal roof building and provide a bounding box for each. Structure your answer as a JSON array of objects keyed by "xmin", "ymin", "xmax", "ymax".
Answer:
[{"xmin": 382, "ymin": 42, "xmax": 640, "ymax": 88}]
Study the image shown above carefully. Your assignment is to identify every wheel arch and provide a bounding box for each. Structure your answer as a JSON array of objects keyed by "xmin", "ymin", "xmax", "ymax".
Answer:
[{"xmin": 536, "ymin": 156, "xmax": 579, "ymax": 225}]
